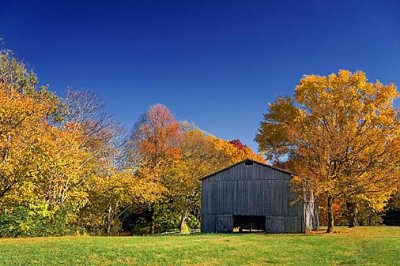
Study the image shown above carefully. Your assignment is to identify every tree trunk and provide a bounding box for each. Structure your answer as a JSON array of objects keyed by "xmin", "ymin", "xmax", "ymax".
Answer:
[
  {"xmin": 150, "ymin": 207, "xmax": 155, "ymax": 234},
  {"xmin": 346, "ymin": 201, "xmax": 357, "ymax": 227},
  {"xmin": 326, "ymin": 196, "xmax": 334, "ymax": 233},
  {"xmin": 106, "ymin": 204, "xmax": 112, "ymax": 236},
  {"xmin": 179, "ymin": 207, "xmax": 189, "ymax": 233}
]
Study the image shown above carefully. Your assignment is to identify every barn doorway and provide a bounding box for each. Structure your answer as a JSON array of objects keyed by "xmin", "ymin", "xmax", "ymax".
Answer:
[{"xmin": 233, "ymin": 215, "xmax": 265, "ymax": 233}]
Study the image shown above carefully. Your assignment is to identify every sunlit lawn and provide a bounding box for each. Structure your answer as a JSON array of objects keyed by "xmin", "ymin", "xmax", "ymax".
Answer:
[{"xmin": 0, "ymin": 226, "xmax": 399, "ymax": 265}]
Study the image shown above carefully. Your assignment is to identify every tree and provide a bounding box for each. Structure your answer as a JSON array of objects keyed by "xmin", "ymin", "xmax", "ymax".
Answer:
[
  {"xmin": 228, "ymin": 139, "xmax": 265, "ymax": 163},
  {"xmin": 172, "ymin": 129, "xmax": 226, "ymax": 232},
  {"xmin": 80, "ymin": 168, "xmax": 162, "ymax": 235},
  {"xmin": 126, "ymin": 104, "xmax": 181, "ymax": 234},
  {"xmin": 127, "ymin": 104, "xmax": 181, "ymax": 169},
  {"xmin": 62, "ymin": 89, "xmax": 123, "ymax": 164},
  {"xmin": 0, "ymin": 80, "xmax": 58, "ymax": 205},
  {"xmin": 256, "ymin": 70, "xmax": 400, "ymax": 232},
  {"xmin": 37, "ymin": 124, "xmax": 92, "ymax": 209},
  {"xmin": 0, "ymin": 49, "xmax": 38, "ymax": 94},
  {"xmin": 60, "ymin": 89, "xmax": 133, "ymax": 235},
  {"xmin": 209, "ymin": 136, "xmax": 265, "ymax": 165},
  {"xmin": 0, "ymin": 49, "xmax": 59, "ymax": 206}
]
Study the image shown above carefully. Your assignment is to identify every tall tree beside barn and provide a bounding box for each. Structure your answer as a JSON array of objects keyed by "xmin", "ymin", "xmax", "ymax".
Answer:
[
  {"xmin": 126, "ymin": 104, "xmax": 181, "ymax": 234},
  {"xmin": 256, "ymin": 70, "xmax": 400, "ymax": 233},
  {"xmin": 172, "ymin": 129, "xmax": 219, "ymax": 232}
]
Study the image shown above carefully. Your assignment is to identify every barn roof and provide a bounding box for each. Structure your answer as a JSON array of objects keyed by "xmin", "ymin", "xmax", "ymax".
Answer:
[{"xmin": 200, "ymin": 158, "xmax": 292, "ymax": 181}]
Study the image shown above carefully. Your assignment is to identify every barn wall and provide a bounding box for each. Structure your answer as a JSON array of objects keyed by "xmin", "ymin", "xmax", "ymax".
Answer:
[{"xmin": 201, "ymin": 161, "xmax": 308, "ymax": 233}]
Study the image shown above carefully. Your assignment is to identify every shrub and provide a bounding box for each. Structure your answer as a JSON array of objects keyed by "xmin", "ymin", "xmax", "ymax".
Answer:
[{"xmin": 0, "ymin": 202, "xmax": 78, "ymax": 237}]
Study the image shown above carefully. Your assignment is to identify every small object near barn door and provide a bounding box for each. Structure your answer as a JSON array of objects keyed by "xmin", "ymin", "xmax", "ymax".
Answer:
[{"xmin": 216, "ymin": 215, "xmax": 233, "ymax": 233}]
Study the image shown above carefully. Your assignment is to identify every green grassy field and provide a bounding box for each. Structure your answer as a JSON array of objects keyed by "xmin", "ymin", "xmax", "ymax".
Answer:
[{"xmin": 0, "ymin": 227, "xmax": 399, "ymax": 265}]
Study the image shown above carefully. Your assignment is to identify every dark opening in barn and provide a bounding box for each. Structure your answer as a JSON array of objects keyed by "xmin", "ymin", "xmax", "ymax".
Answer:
[
  {"xmin": 233, "ymin": 215, "xmax": 265, "ymax": 233},
  {"xmin": 200, "ymin": 159, "xmax": 319, "ymax": 233}
]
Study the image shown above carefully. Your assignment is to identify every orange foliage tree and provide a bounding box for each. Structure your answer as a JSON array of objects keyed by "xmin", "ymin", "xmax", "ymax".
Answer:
[{"xmin": 126, "ymin": 104, "xmax": 181, "ymax": 234}]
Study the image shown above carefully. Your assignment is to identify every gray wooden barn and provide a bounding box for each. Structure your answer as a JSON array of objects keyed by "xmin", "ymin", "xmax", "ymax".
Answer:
[{"xmin": 200, "ymin": 159, "xmax": 318, "ymax": 233}]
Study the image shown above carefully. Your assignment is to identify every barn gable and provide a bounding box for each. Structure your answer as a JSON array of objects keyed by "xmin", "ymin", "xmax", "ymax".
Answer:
[
  {"xmin": 201, "ymin": 159, "xmax": 291, "ymax": 182},
  {"xmin": 200, "ymin": 159, "xmax": 318, "ymax": 233}
]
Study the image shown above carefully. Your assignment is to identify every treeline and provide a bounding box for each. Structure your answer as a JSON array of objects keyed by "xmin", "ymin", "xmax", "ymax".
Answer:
[
  {"xmin": 2, "ymin": 48, "xmax": 399, "ymax": 237},
  {"xmin": 0, "ymin": 50, "xmax": 264, "ymax": 237}
]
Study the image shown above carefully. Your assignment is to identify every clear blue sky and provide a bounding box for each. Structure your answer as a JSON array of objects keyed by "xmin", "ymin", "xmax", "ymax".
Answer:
[{"xmin": 1, "ymin": 0, "xmax": 399, "ymax": 151}]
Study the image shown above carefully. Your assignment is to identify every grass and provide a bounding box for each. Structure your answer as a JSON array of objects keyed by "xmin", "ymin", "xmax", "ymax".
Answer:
[{"xmin": 0, "ymin": 227, "xmax": 399, "ymax": 265}]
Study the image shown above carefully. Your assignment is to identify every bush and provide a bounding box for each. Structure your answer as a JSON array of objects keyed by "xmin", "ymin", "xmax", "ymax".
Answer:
[{"xmin": 0, "ymin": 202, "xmax": 78, "ymax": 237}]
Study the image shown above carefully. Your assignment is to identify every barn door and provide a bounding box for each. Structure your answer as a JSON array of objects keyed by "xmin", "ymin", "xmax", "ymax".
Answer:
[
  {"xmin": 266, "ymin": 216, "xmax": 284, "ymax": 233},
  {"xmin": 216, "ymin": 215, "xmax": 233, "ymax": 233}
]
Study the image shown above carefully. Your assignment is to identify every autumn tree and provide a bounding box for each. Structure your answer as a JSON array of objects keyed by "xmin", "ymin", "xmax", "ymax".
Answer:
[
  {"xmin": 256, "ymin": 70, "xmax": 400, "ymax": 233},
  {"xmin": 0, "ymin": 48, "xmax": 60, "ymax": 204},
  {"xmin": 0, "ymin": 49, "xmax": 38, "ymax": 94},
  {"xmin": 0, "ymin": 80, "xmax": 58, "ymax": 206},
  {"xmin": 0, "ymin": 51, "xmax": 86, "ymax": 235},
  {"xmin": 126, "ymin": 104, "xmax": 181, "ymax": 234},
  {"xmin": 228, "ymin": 139, "xmax": 265, "ymax": 163},
  {"xmin": 208, "ymin": 136, "xmax": 265, "ymax": 165},
  {"xmin": 59, "ymin": 90, "xmax": 140, "ymax": 235},
  {"xmin": 62, "ymin": 89, "xmax": 123, "ymax": 164},
  {"xmin": 171, "ymin": 129, "xmax": 227, "ymax": 232},
  {"xmin": 80, "ymin": 168, "xmax": 163, "ymax": 235}
]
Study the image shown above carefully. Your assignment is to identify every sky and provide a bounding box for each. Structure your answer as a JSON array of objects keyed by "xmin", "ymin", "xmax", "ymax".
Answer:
[{"xmin": 1, "ymin": 0, "xmax": 400, "ymax": 151}]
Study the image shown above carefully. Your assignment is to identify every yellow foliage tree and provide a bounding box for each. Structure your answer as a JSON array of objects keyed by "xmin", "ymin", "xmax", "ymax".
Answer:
[
  {"xmin": 212, "ymin": 138, "xmax": 265, "ymax": 164},
  {"xmin": 0, "ymin": 81, "xmax": 58, "ymax": 205},
  {"xmin": 256, "ymin": 70, "xmax": 400, "ymax": 232},
  {"xmin": 37, "ymin": 124, "xmax": 92, "ymax": 209},
  {"xmin": 81, "ymin": 168, "xmax": 164, "ymax": 235}
]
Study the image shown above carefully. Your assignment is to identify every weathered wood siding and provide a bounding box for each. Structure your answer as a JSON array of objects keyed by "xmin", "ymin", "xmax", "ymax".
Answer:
[{"xmin": 201, "ymin": 160, "xmax": 314, "ymax": 233}]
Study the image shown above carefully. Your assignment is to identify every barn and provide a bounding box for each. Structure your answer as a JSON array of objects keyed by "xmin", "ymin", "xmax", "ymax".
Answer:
[{"xmin": 200, "ymin": 159, "xmax": 318, "ymax": 233}]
